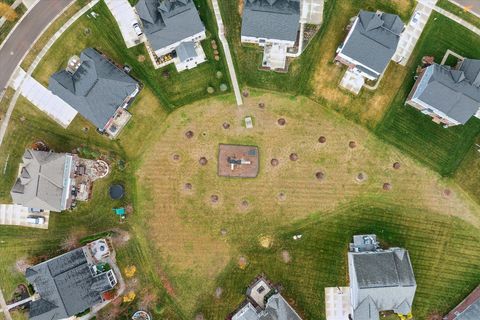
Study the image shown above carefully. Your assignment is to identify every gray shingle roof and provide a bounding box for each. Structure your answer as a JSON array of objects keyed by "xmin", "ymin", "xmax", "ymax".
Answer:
[
  {"xmin": 232, "ymin": 294, "xmax": 302, "ymax": 320},
  {"xmin": 454, "ymin": 299, "xmax": 480, "ymax": 320},
  {"xmin": 413, "ymin": 60, "xmax": 480, "ymax": 124},
  {"xmin": 352, "ymin": 250, "xmax": 416, "ymax": 289},
  {"xmin": 49, "ymin": 48, "xmax": 139, "ymax": 129},
  {"xmin": 340, "ymin": 10, "xmax": 404, "ymax": 74},
  {"xmin": 136, "ymin": 0, "xmax": 205, "ymax": 52},
  {"xmin": 10, "ymin": 150, "xmax": 71, "ymax": 212},
  {"xmin": 26, "ymin": 248, "xmax": 115, "ymax": 320},
  {"xmin": 176, "ymin": 41, "xmax": 198, "ymax": 62},
  {"xmin": 241, "ymin": 0, "xmax": 300, "ymax": 42}
]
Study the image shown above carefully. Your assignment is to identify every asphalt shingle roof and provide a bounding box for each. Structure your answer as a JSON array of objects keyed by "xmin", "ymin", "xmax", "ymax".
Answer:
[
  {"xmin": 340, "ymin": 10, "xmax": 404, "ymax": 74},
  {"xmin": 414, "ymin": 60, "xmax": 480, "ymax": 124},
  {"xmin": 241, "ymin": 0, "xmax": 300, "ymax": 42},
  {"xmin": 136, "ymin": 0, "xmax": 205, "ymax": 52},
  {"xmin": 49, "ymin": 48, "xmax": 138, "ymax": 129},
  {"xmin": 26, "ymin": 248, "xmax": 114, "ymax": 320}
]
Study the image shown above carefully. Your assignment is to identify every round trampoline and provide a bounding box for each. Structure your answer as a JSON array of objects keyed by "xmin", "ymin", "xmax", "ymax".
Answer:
[{"xmin": 109, "ymin": 184, "xmax": 125, "ymax": 200}]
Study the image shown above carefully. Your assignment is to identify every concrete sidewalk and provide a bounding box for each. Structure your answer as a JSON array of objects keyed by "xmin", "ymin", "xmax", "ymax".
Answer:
[
  {"xmin": 211, "ymin": 0, "xmax": 243, "ymax": 106},
  {"xmin": 434, "ymin": 5, "xmax": 480, "ymax": 36}
]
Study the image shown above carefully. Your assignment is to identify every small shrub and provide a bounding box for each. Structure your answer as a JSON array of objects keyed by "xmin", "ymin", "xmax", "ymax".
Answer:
[
  {"xmin": 220, "ymin": 83, "xmax": 228, "ymax": 92},
  {"xmin": 207, "ymin": 86, "xmax": 215, "ymax": 94},
  {"xmin": 216, "ymin": 71, "xmax": 223, "ymax": 79}
]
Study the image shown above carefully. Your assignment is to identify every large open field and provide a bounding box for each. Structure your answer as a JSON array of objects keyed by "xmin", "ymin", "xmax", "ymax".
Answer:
[{"xmin": 134, "ymin": 91, "xmax": 480, "ymax": 318}]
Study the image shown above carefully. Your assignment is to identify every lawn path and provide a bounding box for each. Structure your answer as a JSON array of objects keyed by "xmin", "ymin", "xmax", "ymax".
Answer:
[{"xmin": 211, "ymin": 0, "xmax": 243, "ymax": 106}]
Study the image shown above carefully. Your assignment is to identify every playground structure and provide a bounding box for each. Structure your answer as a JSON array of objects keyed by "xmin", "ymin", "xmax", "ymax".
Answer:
[{"xmin": 218, "ymin": 144, "xmax": 259, "ymax": 178}]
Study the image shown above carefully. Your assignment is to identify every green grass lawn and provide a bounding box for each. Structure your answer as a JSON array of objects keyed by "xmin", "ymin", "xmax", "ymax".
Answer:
[
  {"xmin": 196, "ymin": 200, "xmax": 480, "ymax": 319},
  {"xmin": 32, "ymin": 0, "xmax": 230, "ymax": 110},
  {"xmin": 375, "ymin": 13, "xmax": 480, "ymax": 176},
  {"xmin": 437, "ymin": 0, "xmax": 480, "ymax": 29},
  {"xmin": 0, "ymin": 4, "xmax": 27, "ymax": 45}
]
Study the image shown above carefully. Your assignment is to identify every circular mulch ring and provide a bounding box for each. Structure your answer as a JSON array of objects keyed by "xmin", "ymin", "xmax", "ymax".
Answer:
[
  {"xmin": 215, "ymin": 287, "xmax": 223, "ymax": 299},
  {"xmin": 242, "ymin": 90, "xmax": 249, "ymax": 97},
  {"xmin": 443, "ymin": 189, "xmax": 452, "ymax": 197},
  {"xmin": 278, "ymin": 192, "xmax": 286, "ymax": 201},
  {"xmin": 185, "ymin": 130, "xmax": 194, "ymax": 139},
  {"xmin": 393, "ymin": 162, "xmax": 401, "ymax": 170},
  {"xmin": 241, "ymin": 200, "xmax": 249, "ymax": 208},
  {"xmin": 258, "ymin": 102, "xmax": 265, "ymax": 109},
  {"xmin": 277, "ymin": 118, "xmax": 286, "ymax": 126},
  {"xmin": 259, "ymin": 236, "xmax": 273, "ymax": 248},
  {"xmin": 349, "ymin": 141, "xmax": 357, "ymax": 149},
  {"xmin": 271, "ymin": 158, "xmax": 279, "ymax": 166},
  {"xmin": 238, "ymin": 256, "xmax": 248, "ymax": 269},
  {"xmin": 289, "ymin": 153, "xmax": 298, "ymax": 161},
  {"xmin": 315, "ymin": 171, "xmax": 325, "ymax": 180},
  {"xmin": 222, "ymin": 122, "xmax": 230, "ymax": 129},
  {"xmin": 184, "ymin": 183, "xmax": 192, "ymax": 190},
  {"xmin": 356, "ymin": 172, "xmax": 367, "ymax": 182},
  {"xmin": 210, "ymin": 194, "xmax": 219, "ymax": 203},
  {"xmin": 199, "ymin": 157, "xmax": 208, "ymax": 166},
  {"xmin": 220, "ymin": 228, "xmax": 228, "ymax": 236},
  {"xmin": 195, "ymin": 314, "xmax": 205, "ymax": 320},
  {"xmin": 137, "ymin": 55, "xmax": 145, "ymax": 62},
  {"xmin": 383, "ymin": 183, "xmax": 392, "ymax": 191},
  {"xmin": 172, "ymin": 154, "xmax": 181, "ymax": 161},
  {"xmin": 109, "ymin": 184, "xmax": 125, "ymax": 200},
  {"xmin": 281, "ymin": 250, "xmax": 291, "ymax": 263},
  {"xmin": 318, "ymin": 136, "xmax": 326, "ymax": 144}
]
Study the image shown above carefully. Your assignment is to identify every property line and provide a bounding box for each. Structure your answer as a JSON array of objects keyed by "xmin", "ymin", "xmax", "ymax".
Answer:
[
  {"xmin": 210, "ymin": 0, "xmax": 243, "ymax": 106},
  {"xmin": 0, "ymin": 0, "xmax": 99, "ymax": 148}
]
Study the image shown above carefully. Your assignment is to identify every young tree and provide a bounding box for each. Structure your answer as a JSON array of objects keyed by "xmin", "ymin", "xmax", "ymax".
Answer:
[{"xmin": 0, "ymin": 3, "xmax": 17, "ymax": 21}]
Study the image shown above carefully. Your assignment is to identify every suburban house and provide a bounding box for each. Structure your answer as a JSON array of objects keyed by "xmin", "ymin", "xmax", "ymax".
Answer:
[
  {"xmin": 135, "ymin": 0, "xmax": 207, "ymax": 71},
  {"xmin": 406, "ymin": 58, "xmax": 480, "ymax": 127},
  {"xmin": 26, "ymin": 240, "xmax": 117, "ymax": 320},
  {"xmin": 229, "ymin": 276, "xmax": 302, "ymax": 320},
  {"xmin": 49, "ymin": 48, "xmax": 140, "ymax": 138},
  {"xmin": 444, "ymin": 284, "xmax": 480, "ymax": 320},
  {"xmin": 348, "ymin": 235, "xmax": 416, "ymax": 320},
  {"xmin": 11, "ymin": 149, "xmax": 109, "ymax": 212},
  {"xmin": 335, "ymin": 10, "xmax": 404, "ymax": 81},
  {"xmin": 241, "ymin": 0, "xmax": 301, "ymax": 71}
]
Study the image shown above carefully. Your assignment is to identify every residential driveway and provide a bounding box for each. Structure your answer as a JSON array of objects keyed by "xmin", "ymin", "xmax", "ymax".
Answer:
[
  {"xmin": 393, "ymin": 0, "xmax": 437, "ymax": 66},
  {"xmin": 104, "ymin": 0, "xmax": 144, "ymax": 48},
  {"xmin": 0, "ymin": 0, "xmax": 74, "ymax": 96},
  {"xmin": 0, "ymin": 204, "xmax": 49, "ymax": 229},
  {"xmin": 301, "ymin": 0, "xmax": 324, "ymax": 24},
  {"xmin": 10, "ymin": 69, "xmax": 78, "ymax": 128},
  {"xmin": 451, "ymin": 0, "xmax": 480, "ymax": 17}
]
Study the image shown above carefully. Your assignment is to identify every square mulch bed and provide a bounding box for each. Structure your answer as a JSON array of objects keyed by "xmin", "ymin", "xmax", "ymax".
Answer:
[{"xmin": 218, "ymin": 144, "xmax": 259, "ymax": 178}]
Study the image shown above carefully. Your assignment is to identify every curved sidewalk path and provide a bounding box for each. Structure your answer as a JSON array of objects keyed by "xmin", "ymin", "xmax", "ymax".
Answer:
[
  {"xmin": 0, "ymin": 0, "xmax": 99, "ymax": 147},
  {"xmin": 211, "ymin": 0, "xmax": 243, "ymax": 106}
]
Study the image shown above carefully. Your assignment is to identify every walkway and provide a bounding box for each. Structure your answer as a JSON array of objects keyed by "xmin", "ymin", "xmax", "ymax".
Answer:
[
  {"xmin": 434, "ymin": 5, "xmax": 480, "ymax": 36},
  {"xmin": 104, "ymin": 0, "xmax": 144, "ymax": 48},
  {"xmin": 10, "ymin": 69, "xmax": 77, "ymax": 128},
  {"xmin": 0, "ymin": 288, "xmax": 12, "ymax": 320},
  {"xmin": 0, "ymin": 0, "xmax": 99, "ymax": 147},
  {"xmin": 210, "ymin": 0, "xmax": 243, "ymax": 106},
  {"xmin": 393, "ymin": 0, "xmax": 437, "ymax": 66}
]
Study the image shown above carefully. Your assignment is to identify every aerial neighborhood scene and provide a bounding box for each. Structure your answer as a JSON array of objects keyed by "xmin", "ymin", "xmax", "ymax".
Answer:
[{"xmin": 1, "ymin": 0, "xmax": 480, "ymax": 319}]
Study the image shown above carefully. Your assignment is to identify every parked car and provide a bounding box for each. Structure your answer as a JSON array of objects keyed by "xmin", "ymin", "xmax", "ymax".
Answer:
[
  {"xmin": 410, "ymin": 11, "xmax": 421, "ymax": 27},
  {"xmin": 132, "ymin": 22, "xmax": 143, "ymax": 37},
  {"xmin": 26, "ymin": 216, "xmax": 45, "ymax": 225}
]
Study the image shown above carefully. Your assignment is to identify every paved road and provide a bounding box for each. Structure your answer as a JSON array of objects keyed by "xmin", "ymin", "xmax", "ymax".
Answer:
[
  {"xmin": 450, "ymin": 0, "xmax": 480, "ymax": 17},
  {"xmin": 0, "ymin": 0, "xmax": 74, "ymax": 95}
]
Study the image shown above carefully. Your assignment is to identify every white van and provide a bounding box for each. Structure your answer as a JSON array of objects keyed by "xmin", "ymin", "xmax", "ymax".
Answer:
[
  {"xmin": 132, "ymin": 22, "xmax": 143, "ymax": 37},
  {"xmin": 26, "ymin": 216, "xmax": 45, "ymax": 225}
]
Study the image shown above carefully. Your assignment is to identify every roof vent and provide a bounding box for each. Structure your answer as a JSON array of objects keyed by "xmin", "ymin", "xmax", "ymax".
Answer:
[{"xmin": 66, "ymin": 55, "xmax": 82, "ymax": 74}]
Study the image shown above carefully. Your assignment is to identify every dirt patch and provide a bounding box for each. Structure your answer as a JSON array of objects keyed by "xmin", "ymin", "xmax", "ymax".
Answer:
[
  {"xmin": 271, "ymin": 158, "xmax": 279, "ymax": 166},
  {"xmin": 318, "ymin": 136, "xmax": 326, "ymax": 144},
  {"xmin": 289, "ymin": 153, "xmax": 298, "ymax": 161},
  {"xmin": 172, "ymin": 154, "xmax": 181, "ymax": 162},
  {"xmin": 259, "ymin": 235, "xmax": 273, "ymax": 248},
  {"xmin": 278, "ymin": 192, "xmax": 286, "ymax": 201},
  {"xmin": 316, "ymin": 171, "xmax": 325, "ymax": 181},
  {"xmin": 222, "ymin": 122, "xmax": 230, "ymax": 129},
  {"xmin": 355, "ymin": 172, "xmax": 367, "ymax": 183},
  {"xmin": 277, "ymin": 118, "xmax": 286, "ymax": 126},
  {"xmin": 393, "ymin": 162, "xmax": 401, "ymax": 169},
  {"xmin": 258, "ymin": 102, "xmax": 265, "ymax": 109},
  {"xmin": 199, "ymin": 157, "xmax": 208, "ymax": 166},
  {"xmin": 242, "ymin": 89, "xmax": 249, "ymax": 97},
  {"xmin": 443, "ymin": 189, "xmax": 452, "ymax": 197},
  {"xmin": 238, "ymin": 256, "xmax": 248, "ymax": 269},
  {"xmin": 111, "ymin": 228, "xmax": 131, "ymax": 247},
  {"xmin": 239, "ymin": 199, "xmax": 250, "ymax": 211},
  {"xmin": 349, "ymin": 141, "xmax": 357, "ymax": 149},
  {"xmin": 281, "ymin": 250, "xmax": 292, "ymax": 263},
  {"xmin": 210, "ymin": 194, "xmax": 219, "ymax": 203},
  {"xmin": 15, "ymin": 257, "xmax": 32, "ymax": 274},
  {"xmin": 156, "ymin": 266, "xmax": 176, "ymax": 297},
  {"xmin": 383, "ymin": 183, "xmax": 392, "ymax": 191},
  {"xmin": 184, "ymin": 183, "xmax": 192, "ymax": 191},
  {"xmin": 185, "ymin": 130, "xmax": 194, "ymax": 139},
  {"xmin": 195, "ymin": 314, "xmax": 205, "ymax": 320}
]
